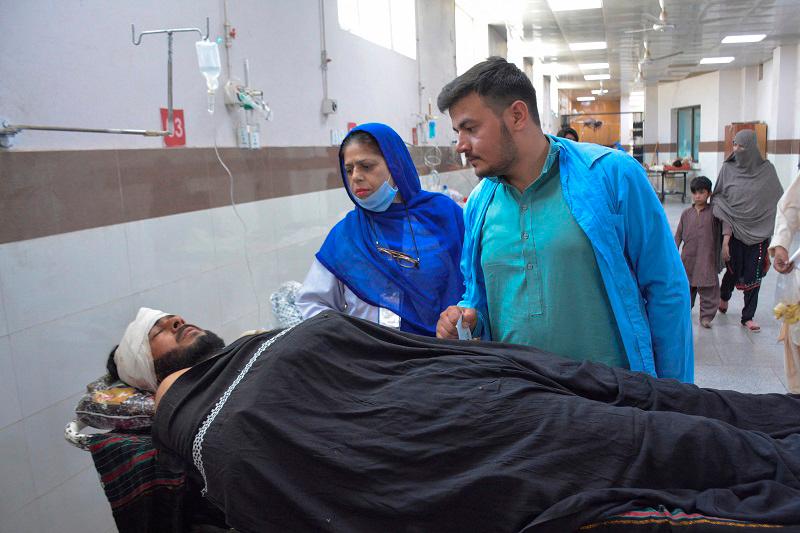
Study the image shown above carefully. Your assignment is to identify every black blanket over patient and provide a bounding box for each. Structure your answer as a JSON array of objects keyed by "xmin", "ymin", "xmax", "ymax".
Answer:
[{"xmin": 153, "ymin": 312, "xmax": 800, "ymax": 532}]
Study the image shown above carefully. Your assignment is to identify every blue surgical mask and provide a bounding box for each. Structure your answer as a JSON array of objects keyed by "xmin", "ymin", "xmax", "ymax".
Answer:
[{"xmin": 354, "ymin": 180, "xmax": 398, "ymax": 212}]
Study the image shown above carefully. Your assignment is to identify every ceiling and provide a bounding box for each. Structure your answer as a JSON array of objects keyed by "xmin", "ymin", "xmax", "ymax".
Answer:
[{"xmin": 481, "ymin": 0, "xmax": 800, "ymax": 100}]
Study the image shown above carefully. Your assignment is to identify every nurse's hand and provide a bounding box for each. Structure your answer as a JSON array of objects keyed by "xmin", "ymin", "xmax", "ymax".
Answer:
[{"xmin": 436, "ymin": 306, "xmax": 477, "ymax": 339}]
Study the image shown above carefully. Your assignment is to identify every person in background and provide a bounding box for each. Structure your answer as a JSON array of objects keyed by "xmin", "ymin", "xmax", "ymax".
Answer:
[
  {"xmin": 556, "ymin": 126, "xmax": 579, "ymax": 142},
  {"xmin": 296, "ymin": 123, "xmax": 465, "ymax": 336},
  {"xmin": 674, "ymin": 176, "xmax": 719, "ymax": 329},
  {"xmin": 434, "ymin": 57, "xmax": 693, "ymax": 382},
  {"xmin": 769, "ymin": 161, "xmax": 800, "ymax": 393},
  {"xmin": 713, "ymin": 129, "xmax": 784, "ymax": 331}
]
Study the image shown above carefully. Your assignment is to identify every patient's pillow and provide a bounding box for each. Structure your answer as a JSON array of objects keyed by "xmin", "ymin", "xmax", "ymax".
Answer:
[{"xmin": 75, "ymin": 374, "xmax": 155, "ymax": 430}]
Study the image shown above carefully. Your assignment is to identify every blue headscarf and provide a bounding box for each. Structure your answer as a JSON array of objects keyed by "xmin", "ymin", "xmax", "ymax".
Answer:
[{"xmin": 316, "ymin": 123, "xmax": 465, "ymax": 336}]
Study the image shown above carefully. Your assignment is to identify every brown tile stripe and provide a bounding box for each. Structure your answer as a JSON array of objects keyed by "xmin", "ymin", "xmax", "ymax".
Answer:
[
  {"xmin": 645, "ymin": 140, "xmax": 800, "ymax": 155},
  {"xmin": 0, "ymin": 145, "xmax": 466, "ymax": 245}
]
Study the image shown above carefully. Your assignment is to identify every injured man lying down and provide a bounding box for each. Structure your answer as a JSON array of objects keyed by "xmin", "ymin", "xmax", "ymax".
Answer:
[{"xmin": 146, "ymin": 311, "xmax": 800, "ymax": 532}]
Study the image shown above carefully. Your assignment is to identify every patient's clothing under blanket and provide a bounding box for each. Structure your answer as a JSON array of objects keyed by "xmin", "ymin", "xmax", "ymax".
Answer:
[
  {"xmin": 153, "ymin": 312, "xmax": 800, "ymax": 533},
  {"xmin": 89, "ymin": 431, "xmax": 228, "ymax": 533},
  {"xmin": 89, "ymin": 432, "xmax": 186, "ymax": 532}
]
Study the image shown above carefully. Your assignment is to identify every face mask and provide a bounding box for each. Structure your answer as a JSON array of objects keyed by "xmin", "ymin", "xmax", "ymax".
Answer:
[{"xmin": 354, "ymin": 180, "xmax": 398, "ymax": 212}]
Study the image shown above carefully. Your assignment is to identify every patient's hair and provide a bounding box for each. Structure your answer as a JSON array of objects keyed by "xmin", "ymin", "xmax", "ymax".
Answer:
[
  {"xmin": 690, "ymin": 176, "xmax": 712, "ymax": 193},
  {"xmin": 106, "ymin": 346, "xmax": 120, "ymax": 381},
  {"xmin": 437, "ymin": 56, "xmax": 540, "ymax": 126},
  {"xmin": 341, "ymin": 130, "xmax": 381, "ymax": 155}
]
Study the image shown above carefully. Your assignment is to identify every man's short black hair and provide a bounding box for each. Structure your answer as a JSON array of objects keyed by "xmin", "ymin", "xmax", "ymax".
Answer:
[
  {"xmin": 437, "ymin": 57, "xmax": 540, "ymax": 126},
  {"xmin": 690, "ymin": 176, "xmax": 712, "ymax": 193},
  {"xmin": 556, "ymin": 127, "xmax": 579, "ymax": 142}
]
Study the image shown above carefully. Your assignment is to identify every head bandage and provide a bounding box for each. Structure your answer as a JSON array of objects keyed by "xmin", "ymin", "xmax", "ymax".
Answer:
[{"xmin": 114, "ymin": 307, "xmax": 169, "ymax": 392}]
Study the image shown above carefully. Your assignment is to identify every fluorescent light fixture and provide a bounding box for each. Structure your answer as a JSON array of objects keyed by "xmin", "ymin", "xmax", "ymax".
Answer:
[
  {"xmin": 579, "ymin": 62, "xmax": 609, "ymax": 70},
  {"xmin": 569, "ymin": 41, "xmax": 607, "ymax": 51},
  {"xmin": 721, "ymin": 34, "xmax": 766, "ymax": 44},
  {"xmin": 577, "ymin": 96, "xmax": 596, "ymax": 102},
  {"xmin": 629, "ymin": 91, "xmax": 644, "ymax": 97},
  {"xmin": 699, "ymin": 56, "xmax": 735, "ymax": 64},
  {"xmin": 584, "ymin": 73, "xmax": 611, "ymax": 80},
  {"xmin": 591, "ymin": 89, "xmax": 609, "ymax": 95},
  {"xmin": 548, "ymin": 0, "xmax": 602, "ymax": 12}
]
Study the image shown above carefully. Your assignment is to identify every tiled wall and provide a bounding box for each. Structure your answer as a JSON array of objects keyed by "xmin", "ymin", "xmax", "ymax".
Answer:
[{"xmin": 0, "ymin": 168, "xmax": 475, "ymax": 533}]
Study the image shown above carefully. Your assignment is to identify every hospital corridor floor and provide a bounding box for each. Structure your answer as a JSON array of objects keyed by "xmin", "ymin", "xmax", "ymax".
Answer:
[{"xmin": 662, "ymin": 198, "xmax": 790, "ymax": 394}]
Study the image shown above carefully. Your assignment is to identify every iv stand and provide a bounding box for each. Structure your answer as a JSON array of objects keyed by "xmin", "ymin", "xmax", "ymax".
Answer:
[{"xmin": 0, "ymin": 18, "xmax": 210, "ymax": 148}]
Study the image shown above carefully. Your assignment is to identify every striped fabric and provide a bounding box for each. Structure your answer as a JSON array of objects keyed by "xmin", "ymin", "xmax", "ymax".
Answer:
[{"xmin": 88, "ymin": 432, "xmax": 186, "ymax": 533}]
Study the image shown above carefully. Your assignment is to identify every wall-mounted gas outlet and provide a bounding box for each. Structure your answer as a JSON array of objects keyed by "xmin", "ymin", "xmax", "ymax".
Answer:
[{"xmin": 322, "ymin": 98, "xmax": 338, "ymax": 115}]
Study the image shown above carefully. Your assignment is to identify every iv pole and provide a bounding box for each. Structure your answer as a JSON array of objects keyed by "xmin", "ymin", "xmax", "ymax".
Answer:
[{"xmin": 0, "ymin": 18, "xmax": 210, "ymax": 148}]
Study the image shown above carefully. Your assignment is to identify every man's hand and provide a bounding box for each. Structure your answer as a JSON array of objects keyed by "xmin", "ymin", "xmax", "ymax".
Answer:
[
  {"xmin": 773, "ymin": 246, "xmax": 794, "ymax": 273},
  {"xmin": 436, "ymin": 306, "xmax": 477, "ymax": 339},
  {"xmin": 722, "ymin": 242, "xmax": 731, "ymax": 263}
]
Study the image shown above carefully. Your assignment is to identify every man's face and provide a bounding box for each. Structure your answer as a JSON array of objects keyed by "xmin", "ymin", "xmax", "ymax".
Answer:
[
  {"xmin": 449, "ymin": 92, "xmax": 518, "ymax": 178},
  {"xmin": 148, "ymin": 315, "xmax": 225, "ymax": 382}
]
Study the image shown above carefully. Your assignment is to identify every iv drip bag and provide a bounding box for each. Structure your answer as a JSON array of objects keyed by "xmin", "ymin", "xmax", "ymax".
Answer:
[{"xmin": 196, "ymin": 39, "xmax": 221, "ymax": 113}]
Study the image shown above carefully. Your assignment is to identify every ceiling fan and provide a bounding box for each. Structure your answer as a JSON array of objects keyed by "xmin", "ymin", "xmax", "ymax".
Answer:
[
  {"xmin": 625, "ymin": 0, "xmax": 676, "ymax": 34},
  {"xmin": 638, "ymin": 39, "xmax": 683, "ymax": 64}
]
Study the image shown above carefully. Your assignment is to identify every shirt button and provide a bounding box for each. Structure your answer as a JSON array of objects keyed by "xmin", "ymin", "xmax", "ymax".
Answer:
[
  {"xmin": 521, "ymin": 205, "xmax": 528, "ymax": 211},
  {"xmin": 526, "ymin": 263, "xmax": 533, "ymax": 270},
  {"xmin": 522, "ymin": 232, "xmax": 529, "ymax": 240}
]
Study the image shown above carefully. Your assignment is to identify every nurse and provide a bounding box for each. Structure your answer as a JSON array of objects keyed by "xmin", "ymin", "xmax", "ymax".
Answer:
[{"xmin": 296, "ymin": 123, "xmax": 465, "ymax": 336}]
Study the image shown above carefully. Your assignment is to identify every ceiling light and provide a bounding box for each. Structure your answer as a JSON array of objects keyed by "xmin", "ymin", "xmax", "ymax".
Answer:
[
  {"xmin": 547, "ymin": 0, "xmax": 602, "ymax": 12},
  {"xmin": 579, "ymin": 62, "xmax": 609, "ymax": 70},
  {"xmin": 629, "ymin": 91, "xmax": 644, "ymax": 97},
  {"xmin": 721, "ymin": 34, "xmax": 766, "ymax": 44},
  {"xmin": 577, "ymin": 96, "xmax": 596, "ymax": 102},
  {"xmin": 584, "ymin": 73, "xmax": 610, "ymax": 80},
  {"xmin": 591, "ymin": 89, "xmax": 609, "ymax": 95},
  {"xmin": 569, "ymin": 41, "xmax": 607, "ymax": 51},
  {"xmin": 699, "ymin": 57, "xmax": 735, "ymax": 64}
]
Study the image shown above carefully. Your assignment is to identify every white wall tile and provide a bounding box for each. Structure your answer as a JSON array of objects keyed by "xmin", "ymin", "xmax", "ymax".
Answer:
[
  {"xmin": 218, "ymin": 311, "xmax": 262, "ymax": 346},
  {"xmin": 0, "ymin": 226, "xmax": 132, "ymax": 333},
  {"xmin": 0, "ymin": 283, "xmax": 8, "ymax": 337},
  {"xmin": 210, "ymin": 202, "xmax": 277, "ymax": 268},
  {"xmin": 125, "ymin": 210, "xmax": 216, "ymax": 293},
  {"xmin": 214, "ymin": 263, "xmax": 261, "ymax": 326},
  {"xmin": 24, "ymin": 393, "xmax": 94, "ymax": 497},
  {"xmin": 134, "ymin": 270, "xmax": 223, "ymax": 334},
  {"xmin": 0, "ymin": 336, "xmax": 22, "ymax": 429},
  {"xmin": 0, "ymin": 499, "xmax": 43, "ymax": 533},
  {"xmin": 36, "ymin": 467, "xmax": 116, "ymax": 533},
  {"xmin": 10, "ymin": 298, "xmax": 137, "ymax": 417},
  {"xmin": 0, "ymin": 422, "xmax": 36, "ymax": 518},
  {"xmin": 269, "ymin": 193, "xmax": 330, "ymax": 249}
]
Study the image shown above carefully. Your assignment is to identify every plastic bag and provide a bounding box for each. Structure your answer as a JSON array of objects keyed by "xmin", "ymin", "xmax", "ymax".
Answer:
[{"xmin": 774, "ymin": 235, "xmax": 800, "ymax": 344}]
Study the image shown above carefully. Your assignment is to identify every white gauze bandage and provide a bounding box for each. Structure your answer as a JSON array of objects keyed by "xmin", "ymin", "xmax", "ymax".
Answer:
[{"xmin": 114, "ymin": 307, "xmax": 169, "ymax": 392}]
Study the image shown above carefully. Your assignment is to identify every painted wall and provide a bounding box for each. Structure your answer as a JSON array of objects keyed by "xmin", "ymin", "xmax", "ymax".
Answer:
[
  {"xmin": 0, "ymin": 0, "xmax": 456, "ymax": 150},
  {"xmin": 656, "ymin": 70, "xmax": 721, "ymax": 177}
]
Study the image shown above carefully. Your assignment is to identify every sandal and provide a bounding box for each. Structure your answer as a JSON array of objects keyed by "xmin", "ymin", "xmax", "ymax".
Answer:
[{"xmin": 743, "ymin": 320, "xmax": 760, "ymax": 331}]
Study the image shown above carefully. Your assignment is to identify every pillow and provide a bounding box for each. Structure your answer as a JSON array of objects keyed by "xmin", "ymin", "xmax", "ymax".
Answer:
[{"xmin": 75, "ymin": 374, "xmax": 155, "ymax": 430}]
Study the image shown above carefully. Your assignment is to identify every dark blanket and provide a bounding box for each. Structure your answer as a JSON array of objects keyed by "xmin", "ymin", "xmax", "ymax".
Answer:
[{"xmin": 153, "ymin": 312, "xmax": 800, "ymax": 533}]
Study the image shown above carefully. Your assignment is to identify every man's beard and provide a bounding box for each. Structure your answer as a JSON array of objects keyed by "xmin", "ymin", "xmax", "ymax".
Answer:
[
  {"xmin": 153, "ymin": 330, "xmax": 226, "ymax": 383},
  {"xmin": 475, "ymin": 122, "xmax": 518, "ymax": 178}
]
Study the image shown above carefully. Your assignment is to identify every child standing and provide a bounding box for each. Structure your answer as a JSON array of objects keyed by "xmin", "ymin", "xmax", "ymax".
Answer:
[{"xmin": 675, "ymin": 176, "xmax": 720, "ymax": 328}]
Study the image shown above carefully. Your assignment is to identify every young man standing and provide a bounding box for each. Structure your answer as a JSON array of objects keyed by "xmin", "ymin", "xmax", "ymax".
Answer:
[{"xmin": 435, "ymin": 57, "xmax": 693, "ymax": 382}]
